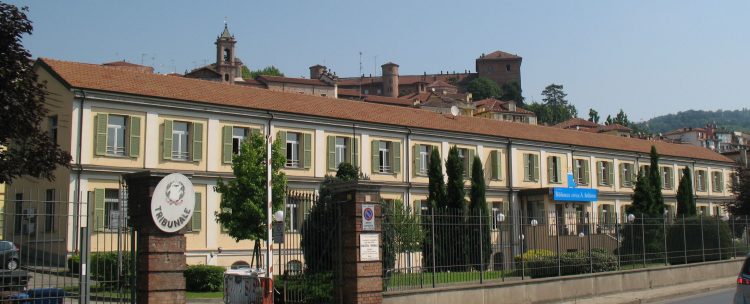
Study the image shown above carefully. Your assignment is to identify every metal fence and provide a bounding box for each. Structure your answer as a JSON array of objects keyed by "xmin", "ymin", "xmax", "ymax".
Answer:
[
  {"xmin": 382, "ymin": 206, "xmax": 750, "ymax": 291},
  {"xmin": 0, "ymin": 186, "xmax": 134, "ymax": 303}
]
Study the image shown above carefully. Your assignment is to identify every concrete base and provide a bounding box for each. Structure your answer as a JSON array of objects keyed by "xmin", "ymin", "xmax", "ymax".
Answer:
[{"xmin": 384, "ymin": 259, "xmax": 743, "ymax": 304}]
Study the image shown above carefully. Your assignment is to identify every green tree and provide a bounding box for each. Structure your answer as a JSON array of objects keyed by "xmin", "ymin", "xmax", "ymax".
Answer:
[
  {"xmin": 500, "ymin": 81, "xmax": 524, "ymax": 106},
  {"xmin": 530, "ymin": 84, "xmax": 578, "ymax": 125},
  {"xmin": 628, "ymin": 170, "xmax": 656, "ymax": 215},
  {"xmin": 0, "ymin": 3, "xmax": 72, "ymax": 183},
  {"xmin": 648, "ymin": 146, "xmax": 665, "ymax": 211},
  {"xmin": 382, "ymin": 199, "xmax": 424, "ymax": 277},
  {"xmin": 605, "ymin": 115, "xmax": 613, "ymax": 125},
  {"xmin": 445, "ymin": 146, "xmax": 467, "ymax": 269},
  {"xmin": 676, "ymin": 167, "xmax": 696, "ymax": 216},
  {"xmin": 424, "ymin": 148, "xmax": 446, "ymax": 271},
  {"xmin": 242, "ymin": 65, "xmax": 285, "ymax": 79},
  {"xmin": 468, "ymin": 155, "xmax": 491, "ymax": 270},
  {"xmin": 614, "ymin": 109, "xmax": 631, "ymax": 127},
  {"xmin": 445, "ymin": 146, "xmax": 466, "ymax": 211},
  {"xmin": 727, "ymin": 164, "xmax": 750, "ymax": 216},
  {"xmin": 588, "ymin": 109, "xmax": 600, "ymax": 124},
  {"xmin": 466, "ymin": 77, "xmax": 501, "ymax": 101},
  {"xmin": 427, "ymin": 148, "xmax": 446, "ymax": 209},
  {"xmin": 214, "ymin": 132, "xmax": 287, "ymax": 242}
]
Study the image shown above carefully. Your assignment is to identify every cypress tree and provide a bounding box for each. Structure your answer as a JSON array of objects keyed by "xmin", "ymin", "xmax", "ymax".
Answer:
[
  {"xmin": 629, "ymin": 169, "xmax": 656, "ymax": 215},
  {"xmin": 468, "ymin": 155, "xmax": 491, "ymax": 270},
  {"xmin": 445, "ymin": 146, "xmax": 466, "ymax": 211},
  {"xmin": 424, "ymin": 148, "xmax": 447, "ymax": 271},
  {"xmin": 676, "ymin": 166, "xmax": 696, "ymax": 216},
  {"xmin": 445, "ymin": 146, "xmax": 466, "ymax": 269},
  {"xmin": 648, "ymin": 146, "xmax": 666, "ymax": 213},
  {"xmin": 427, "ymin": 148, "xmax": 446, "ymax": 209}
]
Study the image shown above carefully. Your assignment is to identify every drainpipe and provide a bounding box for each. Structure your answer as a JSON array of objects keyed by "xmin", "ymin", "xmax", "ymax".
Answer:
[
  {"xmin": 505, "ymin": 139, "xmax": 516, "ymax": 260},
  {"xmin": 405, "ymin": 128, "xmax": 412, "ymax": 207},
  {"xmin": 73, "ymin": 90, "xmax": 86, "ymax": 251}
]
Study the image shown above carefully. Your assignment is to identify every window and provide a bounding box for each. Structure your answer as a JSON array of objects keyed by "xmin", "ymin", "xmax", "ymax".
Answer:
[
  {"xmin": 379, "ymin": 141, "xmax": 390, "ymax": 173},
  {"xmin": 505, "ymin": 64, "xmax": 511, "ymax": 72},
  {"xmin": 104, "ymin": 189, "xmax": 121, "ymax": 230},
  {"xmin": 286, "ymin": 133, "xmax": 300, "ymax": 167},
  {"xmin": 371, "ymin": 140, "xmax": 401, "ymax": 174},
  {"xmin": 327, "ymin": 136, "xmax": 358, "ymax": 170},
  {"xmin": 490, "ymin": 150, "xmax": 502, "ymax": 181},
  {"xmin": 232, "ymin": 127, "xmax": 248, "ymax": 155},
  {"xmin": 96, "ymin": 113, "xmax": 140, "ymax": 158},
  {"xmin": 491, "ymin": 201, "xmax": 506, "ymax": 230},
  {"xmin": 574, "ymin": 159, "xmax": 590, "ymax": 185},
  {"xmin": 286, "ymin": 260, "xmax": 302, "ymax": 276},
  {"xmin": 106, "ymin": 115, "xmax": 127, "ymax": 156},
  {"xmin": 597, "ymin": 161, "xmax": 614, "ymax": 186},
  {"xmin": 661, "ymin": 167, "xmax": 674, "ymax": 189},
  {"xmin": 14, "ymin": 193, "xmax": 23, "ymax": 234},
  {"xmin": 45, "ymin": 189, "xmax": 55, "ymax": 233},
  {"xmin": 712, "ymin": 171, "xmax": 724, "ymax": 192},
  {"xmin": 456, "ymin": 148, "xmax": 475, "ymax": 177},
  {"xmin": 172, "ymin": 121, "xmax": 190, "ymax": 160},
  {"xmin": 526, "ymin": 201, "xmax": 545, "ymax": 224},
  {"xmin": 414, "ymin": 145, "xmax": 432, "ymax": 176},
  {"xmin": 286, "ymin": 201, "xmax": 300, "ymax": 232},
  {"xmin": 547, "ymin": 156, "xmax": 562, "ymax": 184},
  {"xmin": 713, "ymin": 206, "xmax": 722, "ymax": 217},
  {"xmin": 335, "ymin": 137, "xmax": 347, "ymax": 165},
  {"xmin": 620, "ymin": 163, "xmax": 635, "ymax": 187},
  {"xmin": 523, "ymin": 153, "xmax": 540, "ymax": 182},
  {"xmin": 696, "ymin": 170, "xmax": 707, "ymax": 192},
  {"xmin": 49, "ymin": 115, "xmax": 58, "ymax": 144},
  {"xmin": 699, "ymin": 206, "xmax": 708, "ymax": 216},
  {"xmin": 599, "ymin": 204, "xmax": 615, "ymax": 225}
]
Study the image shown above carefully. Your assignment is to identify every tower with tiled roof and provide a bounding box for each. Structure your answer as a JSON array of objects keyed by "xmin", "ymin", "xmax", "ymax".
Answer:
[
  {"xmin": 215, "ymin": 24, "xmax": 239, "ymax": 83},
  {"xmin": 475, "ymin": 50, "xmax": 522, "ymax": 89}
]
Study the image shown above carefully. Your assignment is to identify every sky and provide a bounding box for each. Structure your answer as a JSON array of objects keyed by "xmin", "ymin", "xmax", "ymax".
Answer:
[{"xmin": 10, "ymin": 0, "xmax": 750, "ymax": 122}]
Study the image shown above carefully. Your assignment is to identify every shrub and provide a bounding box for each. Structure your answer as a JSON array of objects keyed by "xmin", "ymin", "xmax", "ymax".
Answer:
[
  {"xmin": 667, "ymin": 216, "xmax": 732, "ymax": 265},
  {"xmin": 67, "ymin": 254, "xmax": 80, "ymax": 274},
  {"xmin": 184, "ymin": 265, "xmax": 226, "ymax": 292},
  {"xmin": 279, "ymin": 272, "xmax": 333, "ymax": 303},
  {"xmin": 90, "ymin": 252, "xmax": 132, "ymax": 285},
  {"xmin": 619, "ymin": 218, "xmax": 665, "ymax": 265},
  {"xmin": 517, "ymin": 249, "xmax": 617, "ymax": 278}
]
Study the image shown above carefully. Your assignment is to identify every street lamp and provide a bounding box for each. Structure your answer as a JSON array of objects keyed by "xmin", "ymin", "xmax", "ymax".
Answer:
[
  {"xmin": 273, "ymin": 210, "xmax": 285, "ymax": 222},
  {"xmin": 530, "ymin": 219, "xmax": 538, "ymax": 250},
  {"xmin": 627, "ymin": 214, "xmax": 635, "ymax": 223},
  {"xmin": 497, "ymin": 213, "xmax": 506, "ymax": 280}
]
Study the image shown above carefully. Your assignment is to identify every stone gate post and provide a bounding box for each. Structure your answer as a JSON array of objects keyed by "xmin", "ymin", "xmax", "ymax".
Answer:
[
  {"xmin": 125, "ymin": 171, "xmax": 191, "ymax": 304},
  {"xmin": 330, "ymin": 181, "xmax": 383, "ymax": 304}
]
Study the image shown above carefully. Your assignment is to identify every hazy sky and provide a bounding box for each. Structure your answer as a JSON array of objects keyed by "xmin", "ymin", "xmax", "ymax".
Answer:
[{"xmin": 11, "ymin": 0, "xmax": 749, "ymax": 121}]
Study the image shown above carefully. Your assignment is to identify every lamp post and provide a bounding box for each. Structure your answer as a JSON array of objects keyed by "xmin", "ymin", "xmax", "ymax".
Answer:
[
  {"xmin": 627, "ymin": 213, "xmax": 635, "ymax": 266},
  {"xmin": 663, "ymin": 209, "xmax": 669, "ymax": 266},
  {"xmin": 496, "ymin": 213, "xmax": 505, "ymax": 281},
  {"xmin": 530, "ymin": 219, "xmax": 539, "ymax": 251},
  {"xmin": 273, "ymin": 210, "xmax": 284, "ymax": 277}
]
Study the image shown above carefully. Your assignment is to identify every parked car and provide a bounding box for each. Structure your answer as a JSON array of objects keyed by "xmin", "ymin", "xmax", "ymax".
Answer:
[
  {"xmin": 735, "ymin": 254, "xmax": 750, "ymax": 303},
  {"xmin": 0, "ymin": 241, "xmax": 20, "ymax": 271}
]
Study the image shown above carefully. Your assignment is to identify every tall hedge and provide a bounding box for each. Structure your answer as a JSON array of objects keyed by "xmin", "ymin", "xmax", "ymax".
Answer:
[{"xmin": 666, "ymin": 216, "xmax": 732, "ymax": 264}]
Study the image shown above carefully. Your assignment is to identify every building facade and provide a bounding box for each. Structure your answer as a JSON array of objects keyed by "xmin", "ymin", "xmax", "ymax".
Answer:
[{"xmin": 3, "ymin": 58, "xmax": 736, "ymax": 268}]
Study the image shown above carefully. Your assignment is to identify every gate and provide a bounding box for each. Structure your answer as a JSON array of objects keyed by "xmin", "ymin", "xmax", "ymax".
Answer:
[
  {"xmin": 0, "ymin": 181, "xmax": 135, "ymax": 303},
  {"xmin": 273, "ymin": 191, "xmax": 337, "ymax": 304}
]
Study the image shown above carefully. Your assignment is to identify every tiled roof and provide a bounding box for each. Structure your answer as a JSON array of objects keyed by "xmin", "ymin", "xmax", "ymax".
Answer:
[
  {"xmin": 38, "ymin": 58, "xmax": 733, "ymax": 163},
  {"xmin": 255, "ymin": 75, "xmax": 332, "ymax": 86},
  {"xmin": 338, "ymin": 73, "xmax": 472, "ymax": 87},
  {"xmin": 101, "ymin": 61, "xmax": 154, "ymax": 73},
  {"xmin": 478, "ymin": 50, "xmax": 522, "ymax": 60},
  {"xmin": 554, "ymin": 118, "xmax": 601, "ymax": 129},
  {"xmin": 337, "ymin": 88, "xmax": 414, "ymax": 107},
  {"xmin": 665, "ymin": 127, "xmax": 708, "ymax": 136},
  {"xmin": 598, "ymin": 123, "xmax": 632, "ymax": 132},
  {"xmin": 474, "ymin": 98, "xmax": 534, "ymax": 115}
]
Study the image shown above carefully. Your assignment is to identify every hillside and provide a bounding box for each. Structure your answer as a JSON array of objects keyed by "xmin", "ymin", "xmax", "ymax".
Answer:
[{"xmin": 637, "ymin": 109, "xmax": 750, "ymax": 134}]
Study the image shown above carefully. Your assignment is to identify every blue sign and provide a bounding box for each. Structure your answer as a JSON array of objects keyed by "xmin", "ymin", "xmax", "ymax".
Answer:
[
  {"xmin": 567, "ymin": 172, "xmax": 576, "ymax": 188},
  {"xmin": 553, "ymin": 187, "xmax": 598, "ymax": 202}
]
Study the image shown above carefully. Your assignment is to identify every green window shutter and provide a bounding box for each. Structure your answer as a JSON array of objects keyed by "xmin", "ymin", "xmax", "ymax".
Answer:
[
  {"xmin": 584, "ymin": 161, "xmax": 590, "ymax": 185},
  {"xmin": 523, "ymin": 154, "xmax": 530, "ymax": 181},
  {"xmin": 162, "ymin": 120, "xmax": 173, "ymax": 160},
  {"xmin": 466, "ymin": 149, "xmax": 475, "ymax": 178},
  {"xmin": 327, "ymin": 136, "xmax": 336, "ymax": 171},
  {"xmin": 191, "ymin": 122, "xmax": 203, "ymax": 162},
  {"xmin": 556, "ymin": 157, "xmax": 562, "ymax": 183},
  {"xmin": 352, "ymin": 137, "xmax": 359, "ymax": 168},
  {"xmin": 303, "ymin": 133, "xmax": 312, "ymax": 169},
  {"xmin": 413, "ymin": 145, "xmax": 421, "ymax": 176},
  {"xmin": 94, "ymin": 189, "xmax": 105, "ymax": 232},
  {"xmin": 95, "ymin": 113, "xmax": 108, "ymax": 156},
  {"xmin": 491, "ymin": 150, "xmax": 499, "ymax": 180},
  {"xmin": 573, "ymin": 160, "xmax": 579, "ymax": 183},
  {"xmin": 277, "ymin": 131, "xmax": 287, "ymax": 163},
  {"xmin": 597, "ymin": 162, "xmax": 604, "ymax": 185},
  {"xmin": 191, "ymin": 192, "xmax": 202, "ymax": 232},
  {"xmin": 619, "ymin": 164, "xmax": 625, "ymax": 187},
  {"xmin": 222, "ymin": 126, "xmax": 233, "ymax": 164},
  {"xmin": 371, "ymin": 140, "xmax": 380, "ymax": 173},
  {"xmin": 547, "ymin": 157, "xmax": 554, "ymax": 183},
  {"xmin": 128, "ymin": 116, "xmax": 140, "ymax": 157},
  {"xmin": 533, "ymin": 155, "xmax": 540, "ymax": 182},
  {"xmin": 392, "ymin": 141, "xmax": 401, "ymax": 174},
  {"xmin": 607, "ymin": 162, "xmax": 614, "ymax": 186}
]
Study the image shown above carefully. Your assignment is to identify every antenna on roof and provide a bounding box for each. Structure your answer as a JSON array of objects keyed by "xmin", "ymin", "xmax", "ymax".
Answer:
[
  {"xmin": 450, "ymin": 106, "xmax": 460, "ymax": 117},
  {"xmin": 359, "ymin": 51, "xmax": 363, "ymax": 100}
]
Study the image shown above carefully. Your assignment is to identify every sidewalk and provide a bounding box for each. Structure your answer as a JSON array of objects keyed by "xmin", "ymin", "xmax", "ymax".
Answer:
[{"xmin": 560, "ymin": 276, "xmax": 736, "ymax": 304}]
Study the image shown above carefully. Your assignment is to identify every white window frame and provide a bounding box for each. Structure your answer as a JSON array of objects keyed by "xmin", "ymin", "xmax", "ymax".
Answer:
[
  {"xmin": 335, "ymin": 137, "xmax": 347, "ymax": 167},
  {"xmin": 418, "ymin": 145, "xmax": 430, "ymax": 175},
  {"xmin": 232, "ymin": 127, "xmax": 248, "ymax": 155},
  {"xmin": 106, "ymin": 114, "xmax": 127, "ymax": 156},
  {"xmin": 172, "ymin": 121, "xmax": 190, "ymax": 160},
  {"xmin": 286, "ymin": 133, "xmax": 300, "ymax": 168},
  {"xmin": 575, "ymin": 159, "xmax": 587, "ymax": 185},
  {"xmin": 379, "ymin": 141, "xmax": 390, "ymax": 173}
]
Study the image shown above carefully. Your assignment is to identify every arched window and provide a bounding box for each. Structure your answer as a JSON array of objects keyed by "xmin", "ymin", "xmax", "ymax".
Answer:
[
  {"xmin": 231, "ymin": 261, "xmax": 250, "ymax": 269},
  {"xmin": 224, "ymin": 48, "xmax": 231, "ymax": 62}
]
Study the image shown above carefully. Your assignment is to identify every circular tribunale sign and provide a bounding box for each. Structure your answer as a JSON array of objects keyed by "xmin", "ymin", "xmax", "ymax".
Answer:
[{"xmin": 150, "ymin": 173, "xmax": 195, "ymax": 233}]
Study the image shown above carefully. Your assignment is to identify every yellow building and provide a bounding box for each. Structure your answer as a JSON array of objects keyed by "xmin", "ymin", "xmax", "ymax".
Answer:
[{"xmin": 2, "ymin": 58, "xmax": 735, "ymax": 268}]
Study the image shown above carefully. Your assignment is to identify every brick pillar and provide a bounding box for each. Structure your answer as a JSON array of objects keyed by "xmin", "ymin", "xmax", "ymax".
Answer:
[
  {"xmin": 331, "ymin": 181, "xmax": 383, "ymax": 304},
  {"xmin": 125, "ymin": 171, "xmax": 188, "ymax": 304}
]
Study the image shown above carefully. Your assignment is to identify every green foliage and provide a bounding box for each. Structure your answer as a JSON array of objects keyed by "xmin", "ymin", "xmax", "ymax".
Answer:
[
  {"xmin": 75, "ymin": 252, "xmax": 132, "ymax": 285},
  {"xmin": 215, "ymin": 132, "xmax": 287, "ymax": 242},
  {"xmin": 466, "ymin": 77, "xmax": 501, "ymax": 101},
  {"xmin": 467, "ymin": 156, "xmax": 491, "ymax": 270},
  {"xmin": 528, "ymin": 84, "xmax": 578, "ymax": 125},
  {"xmin": 280, "ymin": 272, "xmax": 333, "ymax": 303},
  {"xmin": 423, "ymin": 148, "xmax": 445, "ymax": 271},
  {"xmin": 301, "ymin": 164, "xmax": 358, "ymax": 274},
  {"xmin": 383, "ymin": 200, "xmax": 424, "ymax": 275},
  {"xmin": 629, "ymin": 146, "xmax": 665, "ymax": 216},
  {"xmin": 0, "ymin": 3, "xmax": 72, "ymax": 183},
  {"xmin": 636, "ymin": 109, "xmax": 750, "ymax": 134},
  {"xmin": 243, "ymin": 65, "xmax": 285, "ymax": 79},
  {"xmin": 67, "ymin": 254, "xmax": 80, "ymax": 274},
  {"xmin": 427, "ymin": 148, "xmax": 446, "ymax": 209},
  {"xmin": 727, "ymin": 165, "xmax": 750, "ymax": 216},
  {"xmin": 619, "ymin": 218, "xmax": 665, "ymax": 264},
  {"xmin": 184, "ymin": 265, "xmax": 225, "ymax": 292},
  {"xmin": 445, "ymin": 146, "xmax": 465, "ymax": 211},
  {"xmin": 666, "ymin": 216, "xmax": 732, "ymax": 264},
  {"xmin": 500, "ymin": 81, "xmax": 524, "ymax": 106},
  {"xmin": 676, "ymin": 167, "xmax": 696, "ymax": 216},
  {"xmin": 514, "ymin": 249, "xmax": 617, "ymax": 278},
  {"xmin": 588, "ymin": 108, "xmax": 600, "ymax": 124},
  {"xmin": 649, "ymin": 146, "xmax": 665, "ymax": 210}
]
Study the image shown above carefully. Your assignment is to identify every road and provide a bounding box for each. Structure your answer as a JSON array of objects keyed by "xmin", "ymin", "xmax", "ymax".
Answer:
[{"xmin": 657, "ymin": 287, "xmax": 734, "ymax": 304}]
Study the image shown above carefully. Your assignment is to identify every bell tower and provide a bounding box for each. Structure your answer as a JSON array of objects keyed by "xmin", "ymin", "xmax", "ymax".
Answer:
[{"xmin": 215, "ymin": 24, "xmax": 238, "ymax": 83}]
